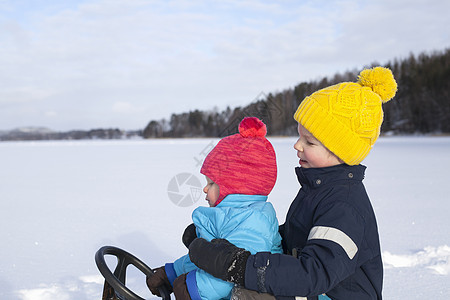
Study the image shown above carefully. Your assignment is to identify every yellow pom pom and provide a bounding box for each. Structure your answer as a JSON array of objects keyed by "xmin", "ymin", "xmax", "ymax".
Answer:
[{"xmin": 358, "ymin": 67, "xmax": 397, "ymax": 103}]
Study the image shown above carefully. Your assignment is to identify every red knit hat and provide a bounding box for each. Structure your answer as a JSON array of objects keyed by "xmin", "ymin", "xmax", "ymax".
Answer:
[{"xmin": 200, "ymin": 117, "xmax": 277, "ymax": 206}]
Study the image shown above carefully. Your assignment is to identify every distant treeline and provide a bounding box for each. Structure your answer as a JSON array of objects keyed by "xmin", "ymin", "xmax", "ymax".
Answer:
[
  {"xmin": 143, "ymin": 48, "xmax": 450, "ymax": 138},
  {"xmin": 0, "ymin": 128, "xmax": 142, "ymax": 141},
  {"xmin": 2, "ymin": 49, "xmax": 448, "ymax": 142}
]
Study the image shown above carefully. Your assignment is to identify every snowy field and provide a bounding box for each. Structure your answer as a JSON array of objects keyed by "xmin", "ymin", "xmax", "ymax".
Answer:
[{"xmin": 1, "ymin": 136, "xmax": 449, "ymax": 299}]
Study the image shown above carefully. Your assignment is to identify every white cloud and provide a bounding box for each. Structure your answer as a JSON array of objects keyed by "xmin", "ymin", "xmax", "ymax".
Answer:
[
  {"xmin": 45, "ymin": 110, "xmax": 57, "ymax": 117},
  {"xmin": 112, "ymin": 101, "xmax": 139, "ymax": 114}
]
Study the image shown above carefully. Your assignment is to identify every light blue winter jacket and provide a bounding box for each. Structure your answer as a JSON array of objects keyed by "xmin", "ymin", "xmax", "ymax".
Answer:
[{"xmin": 165, "ymin": 194, "xmax": 282, "ymax": 300}]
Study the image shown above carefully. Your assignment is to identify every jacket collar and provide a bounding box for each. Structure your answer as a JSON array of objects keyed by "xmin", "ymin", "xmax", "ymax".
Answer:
[
  {"xmin": 216, "ymin": 194, "xmax": 268, "ymax": 208},
  {"xmin": 295, "ymin": 164, "xmax": 366, "ymax": 189}
]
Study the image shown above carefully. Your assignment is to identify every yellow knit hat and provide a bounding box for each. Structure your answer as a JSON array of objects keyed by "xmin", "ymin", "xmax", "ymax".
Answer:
[{"xmin": 293, "ymin": 67, "xmax": 397, "ymax": 165}]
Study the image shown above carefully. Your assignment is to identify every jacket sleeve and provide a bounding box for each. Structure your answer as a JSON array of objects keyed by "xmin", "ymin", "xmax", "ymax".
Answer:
[
  {"xmin": 244, "ymin": 201, "xmax": 365, "ymax": 297},
  {"xmin": 187, "ymin": 268, "xmax": 234, "ymax": 300},
  {"xmin": 164, "ymin": 254, "xmax": 198, "ymax": 286},
  {"xmin": 278, "ymin": 223, "xmax": 287, "ymax": 254},
  {"xmin": 172, "ymin": 254, "xmax": 233, "ymax": 300}
]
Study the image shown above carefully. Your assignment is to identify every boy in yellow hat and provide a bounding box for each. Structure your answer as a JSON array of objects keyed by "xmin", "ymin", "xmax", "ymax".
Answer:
[{"xmin": 187, "ymin": 67, "xmax": 397, "ymax": 300}]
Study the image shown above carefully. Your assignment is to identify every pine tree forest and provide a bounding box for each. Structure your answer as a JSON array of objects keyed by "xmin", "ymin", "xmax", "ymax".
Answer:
[{"xmin": 143, "ymin": 49, "xmax": 450, "ymax": 138}]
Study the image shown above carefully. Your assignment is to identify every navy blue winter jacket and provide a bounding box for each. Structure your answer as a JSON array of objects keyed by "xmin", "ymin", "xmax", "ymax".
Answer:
[{"xmin": 244, "ymin": 164, "xmax": 383, "ymax": 300}]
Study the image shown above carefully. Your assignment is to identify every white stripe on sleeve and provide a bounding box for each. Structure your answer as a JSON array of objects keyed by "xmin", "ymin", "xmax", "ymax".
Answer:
[{"xmin": 308, "ymin": 226, "xmax": 358, "ymax": 259}]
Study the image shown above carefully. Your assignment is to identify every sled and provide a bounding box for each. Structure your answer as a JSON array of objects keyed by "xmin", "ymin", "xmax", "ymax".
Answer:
[{"xmin": 95, "ymin": 246, "xmax": 171, "ymax": 300}]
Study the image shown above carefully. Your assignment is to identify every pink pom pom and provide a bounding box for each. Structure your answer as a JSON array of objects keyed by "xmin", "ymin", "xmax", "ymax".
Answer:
[{"xmin": 238, "ymin": 117, "xmax": 267, "ymax": 138}]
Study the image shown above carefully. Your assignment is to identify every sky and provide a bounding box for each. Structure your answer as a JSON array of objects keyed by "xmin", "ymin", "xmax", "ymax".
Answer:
[{"xmin": 1, "ymin": 0, "xmax": 449, "ymax": 131}]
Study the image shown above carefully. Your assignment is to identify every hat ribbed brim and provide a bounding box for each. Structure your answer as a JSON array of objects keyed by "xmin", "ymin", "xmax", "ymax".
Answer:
[{"xmin": 293, "ymin": 98, "xmax": 371, "ymax": 165}]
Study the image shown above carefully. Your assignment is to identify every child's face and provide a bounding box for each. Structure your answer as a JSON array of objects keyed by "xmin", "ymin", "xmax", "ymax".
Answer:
[
  {"xmin": 203, "ymin": 176, "xmax": 220, "ymax": 207},
  {"xmin": 294, "ymin": 123, "xmax": 343, "ymax": 168}
]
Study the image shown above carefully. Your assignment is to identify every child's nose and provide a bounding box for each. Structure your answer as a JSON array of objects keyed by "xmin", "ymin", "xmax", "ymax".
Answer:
[
  {"xmin": 294, "ymin": 140, "xmax": 303, "ymax": 152},
  {"xmin": 203, "ymin": 186, "xmax": 208, "ymax": 193}
]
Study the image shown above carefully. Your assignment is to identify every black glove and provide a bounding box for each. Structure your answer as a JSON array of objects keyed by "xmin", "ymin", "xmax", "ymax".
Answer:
[
  {"xmin": 189, "ymin": 238, "xmax": 250, "ymax": 286},
  {"xmin": 173, "ymin": 273, "xmax": 191, "ymax": 300},
  {"xmin": 146, "ymin": 266, "xmax": 173, "ymax": 296},
  {"xmin": 182, "ymin": 223, "xmax": 197, "ymax": 248}
]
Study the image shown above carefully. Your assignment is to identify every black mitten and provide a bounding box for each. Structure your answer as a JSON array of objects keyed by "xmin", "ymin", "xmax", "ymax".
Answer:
[
  {"xmin": 189, "ymin": 238, "xmax": 250, "ymax": 286},
  {"xmin": 182, "ymin": 223, "xmax": 197, "ymax": 248}
]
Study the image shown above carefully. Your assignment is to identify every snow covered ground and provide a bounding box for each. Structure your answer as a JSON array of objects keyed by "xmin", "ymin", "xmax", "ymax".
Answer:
[{"xmin": 1, "ymin": 136, "xmax": 449, "ymax": 299}]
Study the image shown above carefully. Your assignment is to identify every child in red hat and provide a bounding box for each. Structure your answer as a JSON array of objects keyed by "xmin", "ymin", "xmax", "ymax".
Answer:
[{"xmin": 147, "ymin": 117, "xmax": 282, "ymax": 300}]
